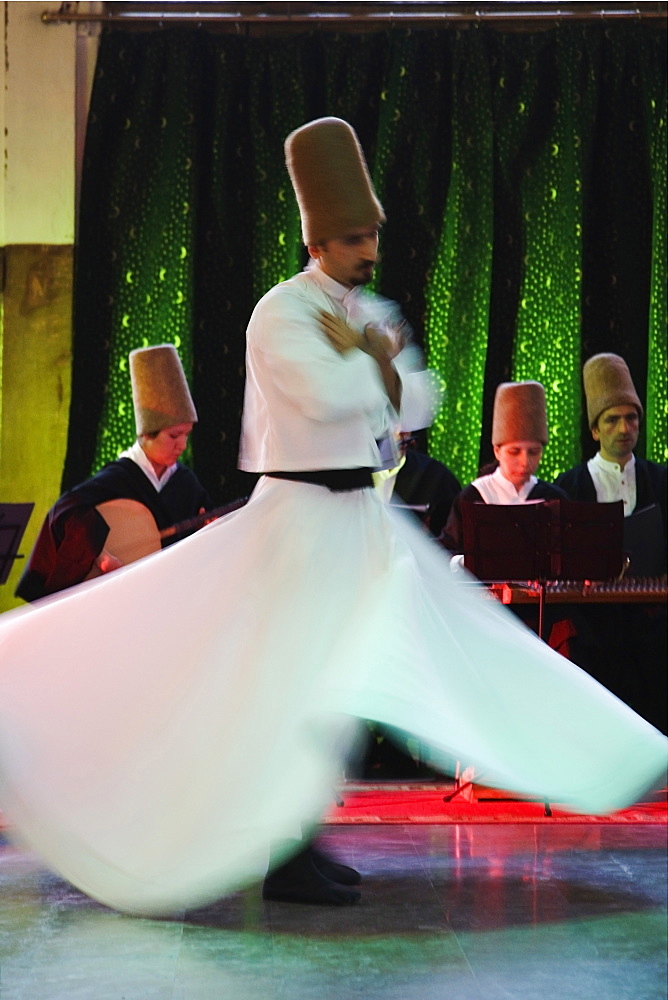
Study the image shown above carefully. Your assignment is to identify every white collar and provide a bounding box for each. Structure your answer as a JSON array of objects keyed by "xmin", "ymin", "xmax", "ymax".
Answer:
[
  {"xmin": 472, "ymin": 466, "xmax": 538, "ymax": 504},
  {"xmin": 493, "ymin": 465, "xmax": 537, "ymax": 501},
  {"xmin": 119, "ymin": 440, "xmax": 177, "ymax": 492},
  {"xmin": 591, "ymin": 450, "xmax": 636, "ymax": 475},
  {"xmin": 306, "ymin": 260, "xmax": 364, "ymax": 310}
]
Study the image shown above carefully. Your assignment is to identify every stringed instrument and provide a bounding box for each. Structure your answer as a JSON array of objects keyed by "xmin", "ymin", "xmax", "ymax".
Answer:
[{"xmin": 85, "ymin": 496, "xmax": 248, "ymax": 580}]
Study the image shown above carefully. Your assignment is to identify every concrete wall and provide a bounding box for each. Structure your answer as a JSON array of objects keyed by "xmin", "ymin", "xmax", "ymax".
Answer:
[{"xmin": 0, "ymin": 2, "xmax": 99, "ymax": 612}]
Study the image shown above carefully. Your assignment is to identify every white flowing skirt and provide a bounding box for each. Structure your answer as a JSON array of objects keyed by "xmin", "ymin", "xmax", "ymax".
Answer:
[{"xmin": 0, "ymin": 477, "xmax": 665, "ymax": 915}]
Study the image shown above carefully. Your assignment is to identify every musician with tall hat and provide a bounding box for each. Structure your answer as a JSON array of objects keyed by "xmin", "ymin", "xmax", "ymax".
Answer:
[
  {"xmin": 15, "ymin": 344, "xmax": 211, "ymax": 602},
  {"xmin": 439, "ymin": 380, "xmax": 568, "ymax": 554},
  {"xmin": 554, "ymin": 352, "xmax": 667, "ymax": 732},
  {"xmin": 0, "ymin": 120, "xmax": 665, "ymax": 921},
  {"xmin": 436, "ymin": 381, "xmax": 581, "ymax": 662},
  {"xmin": 555, "ymin": 352, "xmax": 667, "ymax": 534}
]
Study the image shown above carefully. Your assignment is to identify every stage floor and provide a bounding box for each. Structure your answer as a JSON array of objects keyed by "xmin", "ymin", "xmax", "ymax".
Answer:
[{"xmin": 1, "ymin": 820, "xmax": 666, "ymax": 1000}]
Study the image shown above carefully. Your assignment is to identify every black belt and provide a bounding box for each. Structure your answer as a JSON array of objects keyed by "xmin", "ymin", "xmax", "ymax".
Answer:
[{"xmin": 265, "ymin": 469, "xmax": 374, "ymax": 492}]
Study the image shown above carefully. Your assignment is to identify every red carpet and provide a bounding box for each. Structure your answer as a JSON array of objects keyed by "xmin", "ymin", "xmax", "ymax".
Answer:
[
  {"xmin": 325, "ymin": 783, "xmax": 668, "ymax": 824},
  {"xmin": 1, "ymin": 789, "xmax": 664, "ymax": 833}
]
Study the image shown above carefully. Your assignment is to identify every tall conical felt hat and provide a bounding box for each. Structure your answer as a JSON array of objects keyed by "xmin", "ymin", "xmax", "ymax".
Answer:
[
  {"xmin": 492, "ymin": 381, "xmax": 549, "ymax": 446},
  {"xmin": 285, "ymin": 117, "xmax": 385, "ymax": 245},
  {"xmin": 583, "ymin": 353, "xmax": 643, "ymax": 428},
  {"xmin": 129, "ymin": 344, "xmax": 197, "ymax": 436}
]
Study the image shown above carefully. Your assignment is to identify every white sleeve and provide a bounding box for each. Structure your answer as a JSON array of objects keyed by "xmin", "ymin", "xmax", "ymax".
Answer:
[{"xmin": 394, "ymin": 343, "xmax": 445, "ymax": 432}]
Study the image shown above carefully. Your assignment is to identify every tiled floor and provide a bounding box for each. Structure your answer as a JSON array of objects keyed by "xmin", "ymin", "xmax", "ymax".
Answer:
[{"xmin": 0, "ymin": 822, "xmax": 666, "ymax": 1000}]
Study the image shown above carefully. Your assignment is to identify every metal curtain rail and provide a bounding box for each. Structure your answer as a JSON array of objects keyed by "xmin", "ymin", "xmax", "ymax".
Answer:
[{"xmin": 41, "ymin": 3, "xmax": 668, "ymax": 26}]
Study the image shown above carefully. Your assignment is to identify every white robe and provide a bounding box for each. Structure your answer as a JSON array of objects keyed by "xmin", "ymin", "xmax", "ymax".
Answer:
[
  {"xmin": 239, "ymin": 264, "xmax": 440, "ymax": 472},
  {"xmin": 0, "ymin": 268, "xmax": 665, "ymax": 916}
]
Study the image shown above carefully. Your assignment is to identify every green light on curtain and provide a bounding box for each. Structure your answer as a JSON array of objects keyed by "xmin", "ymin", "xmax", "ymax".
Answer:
[
  {"xmin": 250, "ymin": 46, "xmax": 305, "ymax": 301},
  {"xmin": 94, "ymin": 236, "xmax": 195, "ymax": 469},
  {"xmin": 506, "ymin": 31, "xmax": 591, "ymax": 480},
  {"xmin": 643, "ymin": 70, "xmax": 668, "ymax": 463},
  {"xmin": 425, "ymin": 34, "xmax": 494, "ymax": 486},
  {"xmin": 91, "ymin": 44, "xmax": 198, "ymax": 472}
]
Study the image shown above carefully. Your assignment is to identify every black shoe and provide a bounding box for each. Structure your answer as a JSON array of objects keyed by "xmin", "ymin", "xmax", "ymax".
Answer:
[
  {"xmin": 309, "ymin": 844, "xmax": 362, "ymax": 886},
  {"xmin": 263, "ymin": 842, "xmax": 361, "ymax": 906}
]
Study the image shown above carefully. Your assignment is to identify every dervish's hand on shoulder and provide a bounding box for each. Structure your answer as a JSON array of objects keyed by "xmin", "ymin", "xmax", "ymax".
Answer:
[
  {"xmin": 361, "ymin": 323, "xmax": 402, "ymax": 363},
  {"xmin": 318, "ymin": 310, "xmax": 401, "ymax": 410},
  {"xmin": 319, "ymin": 311, "xmax": 364, "ymax": 354}
]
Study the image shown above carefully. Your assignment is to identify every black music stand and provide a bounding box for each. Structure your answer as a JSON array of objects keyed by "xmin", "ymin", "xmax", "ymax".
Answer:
[
  {"xmin": 554, "ymin": 499, "xmax": 625, "ymax": 581},
  {"xmin": 0, "ymin": 503, "xmax": 35, "ymax": 585},
  {"xmin": 461, "ymin": 499, "xmax": 625, "ymax": 637},
  {"xmin": 622, "ymin": 503, "xmax": 666, "ymax": 577},
  {"xmin": 461, "ymin": 500, "xmax": 553, "ymax": 582}
]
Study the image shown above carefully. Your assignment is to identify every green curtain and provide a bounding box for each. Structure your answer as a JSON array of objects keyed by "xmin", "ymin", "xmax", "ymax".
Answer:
[
  {"xmin": 425, "ymin": 28, "xmax": 494, "ymax": 484},
  {"xmin": 641, "ymin": 32, "xmax": 668, "ymax": 464},
  {"xmin": 66, "ymin": 23, "xmax": 667, "ymax": 503}
]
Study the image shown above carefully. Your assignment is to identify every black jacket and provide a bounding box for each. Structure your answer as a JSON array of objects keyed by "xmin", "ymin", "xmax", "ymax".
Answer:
[
  {"xmin": 555, "ymin": 457, "xmax": 667, "ymax": 544},
  {"xmin": 393, "ymin": 448, "xmax": 462, "ymax": 538}
]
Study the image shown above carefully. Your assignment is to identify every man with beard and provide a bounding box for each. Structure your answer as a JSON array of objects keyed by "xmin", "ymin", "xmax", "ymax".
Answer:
[
  {"xmin": 555, "ymin": 354, "xmax": 666, "ymax": 533},
  {"xmin": 239, "ymin": 117, "xmax": 440, "ymax": 904}
]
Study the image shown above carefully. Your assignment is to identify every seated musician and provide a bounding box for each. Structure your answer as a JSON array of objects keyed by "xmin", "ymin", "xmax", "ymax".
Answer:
[
  {"xmin": 439, "ymin": 380, "xmax": 567, "ymax": 554},
  {"xmin": 553, "ymin": 352, "xmax": 667, "ymax": 733},
  {"xmin": 555, "ymin": 352, "xmax": 667, "ymax": 554},
  {"xmin": 15, "ymin": 344, "xmax": 212, "ymax": 602},
  {"xmin": 437, "ymin": 382, "xmax": 579, "ymax": 663}
]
